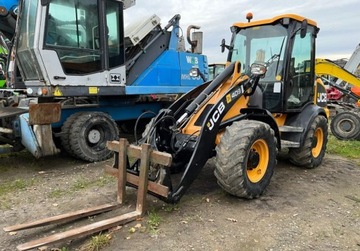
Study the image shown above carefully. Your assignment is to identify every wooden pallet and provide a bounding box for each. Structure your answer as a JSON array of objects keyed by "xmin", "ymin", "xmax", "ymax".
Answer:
[{"xmin": 3, "ymin": 138, "xmax": 172, "ymax": 251}]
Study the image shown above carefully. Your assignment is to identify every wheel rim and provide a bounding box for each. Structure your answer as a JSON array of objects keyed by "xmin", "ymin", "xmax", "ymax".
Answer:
[
  {"xmin": 337, "ymin": 118, "xmax": 355, "ymax": 134},
  {"xmin": 85, "ymin": 123, "xmax": 108, "ymax": 150},
  {"xmin": 247, "ymin": 139, "xmax": 269, "ymax": 183},
  {"xmin": 88, "ymin": 129, "xmax": 101, "ymax": 144},
  {"xmin": 312, "ymin": 127, "xmax": 324, "ymax": 158}
]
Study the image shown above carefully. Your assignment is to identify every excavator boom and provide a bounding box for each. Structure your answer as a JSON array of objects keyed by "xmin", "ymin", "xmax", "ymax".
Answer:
[{"xmin": 315, "ymin": 58, "xmax": 360, "ymax": 88}]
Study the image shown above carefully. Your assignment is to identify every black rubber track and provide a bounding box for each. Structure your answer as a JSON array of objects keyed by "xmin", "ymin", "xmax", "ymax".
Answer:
[{"xmin": 214, "ymin": 120, "xmax": 277, "ymax": 199}]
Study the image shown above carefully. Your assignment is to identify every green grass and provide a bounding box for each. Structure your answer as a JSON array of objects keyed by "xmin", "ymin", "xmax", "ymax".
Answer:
[
  {"xmin": 0, "ymin": 178, "xmax": 36, "ymax": 196},
  {"xmin": 79, "ymin": 233, "xmax": 111, "ymax": 251},
  {"xmin": 147, "ymin": 209, "xmax": 161, "ymax": 233},
  {"xmin": 326, "ymin": 134, "xmax": 360, "ymax": 160},
  {"xmin": 71, "ymin": 175, "xmax": 115, "ymax": 192},
  {"xmin": 48, "ymin": 189, "xmax": 68, "ymax": 198},
  {"xmin": 46, "ymin": 175, "xmax": 115, "ymax": 199}
]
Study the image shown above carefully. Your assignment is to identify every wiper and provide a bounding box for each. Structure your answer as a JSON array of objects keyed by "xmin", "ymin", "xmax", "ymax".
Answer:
[{"xmin": 273, "ymin": 37, "xmax": 286, "ymax": 76}]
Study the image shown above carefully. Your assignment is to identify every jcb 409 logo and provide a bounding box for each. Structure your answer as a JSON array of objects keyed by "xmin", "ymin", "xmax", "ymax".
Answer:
[
  {"xmin": 317, "ymin": 93, "xmax": 327, "ymax": 103},
  {"xmin": 207, "ymin": 102, "xmax": 225, "ymax": 130}
]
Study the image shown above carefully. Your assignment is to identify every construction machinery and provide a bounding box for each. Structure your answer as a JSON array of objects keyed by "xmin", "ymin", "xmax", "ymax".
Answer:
[
  {"xmin": 0, "ymin": 0, "xmax": 208, "ymax": 161},
  {"xmin": 315, "ymin": 58, "xmax": 360, "ymax": 140},
  {"xmin": 206, "ymin": 58, "xmax": 360, "ymax": 141},
  {"xmin": 120, "ymin": 13, "xmax": 329, "ymax": 203},
  {"xmin": 4, "ymin": 13, "xmax": 329, "ymax": 250}
]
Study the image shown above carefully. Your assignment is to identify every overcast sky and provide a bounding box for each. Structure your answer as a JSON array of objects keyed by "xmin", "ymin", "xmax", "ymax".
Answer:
[{"xmin": 124, "ymin": 0, "xmax": 360, "ymax": 63}]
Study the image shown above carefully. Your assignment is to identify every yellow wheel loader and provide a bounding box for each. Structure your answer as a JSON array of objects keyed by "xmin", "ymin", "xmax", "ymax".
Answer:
[{"xmin": 121, "ymin": 14, "xmax": 330, "ymax": 203}]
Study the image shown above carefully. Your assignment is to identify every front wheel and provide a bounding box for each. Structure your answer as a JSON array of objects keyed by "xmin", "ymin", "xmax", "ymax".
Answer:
[
  {"xmin": 69, "ymin": 112, "xmax": 119, "ymax": 162},
  {"xmin": 289, "ymin": 115, "xmax": 328, "ymax": 168},
  {"xmin": 214, "ymin": 120, "xmax": 277, "ymax": 199}
]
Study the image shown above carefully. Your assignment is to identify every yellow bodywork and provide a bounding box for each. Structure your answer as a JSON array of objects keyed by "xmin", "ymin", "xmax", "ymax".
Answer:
[
  {"xmin": 182, "ymin": 14, "xmax": 327, "ymax": 147},
  {"xmin": 182, "ymin": 62, "xmax": 249, "ymax": 137},
  {"xmin": 315, "ymin": 58, "xmax": 360, "ymax": 88},
  {"xmin": 232, "ymin": 14, "xmax": 317, "ymax": 29}
]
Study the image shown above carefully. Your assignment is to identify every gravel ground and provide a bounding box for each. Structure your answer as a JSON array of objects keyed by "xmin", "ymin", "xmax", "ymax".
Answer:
[{"xmin": 0, "ymin": 152, "xmax": 359, "ymax": 251}]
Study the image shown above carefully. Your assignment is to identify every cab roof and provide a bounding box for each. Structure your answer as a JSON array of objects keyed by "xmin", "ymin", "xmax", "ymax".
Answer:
[{"xmin": 233, "ymin": 14, "xmax": 317, "ymax": 29}]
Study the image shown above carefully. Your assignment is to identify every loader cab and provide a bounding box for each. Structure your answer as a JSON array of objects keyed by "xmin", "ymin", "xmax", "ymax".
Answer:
[
  {"xmin": 227, "ymin": 14, "xmax": 319, "ymax": 113},
  {"xmin": 15, "ymin": 0, "xmax": 128, "ymax": 96}
]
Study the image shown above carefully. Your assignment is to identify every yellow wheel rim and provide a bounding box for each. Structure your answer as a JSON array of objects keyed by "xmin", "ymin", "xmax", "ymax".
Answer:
[
  {"xmin": 312, "ymin": 127, "xmax": 324, "ymax": 158},
  {"xmin": 247, "ymin": 139, "xmax": 269, "ymax": 183}
]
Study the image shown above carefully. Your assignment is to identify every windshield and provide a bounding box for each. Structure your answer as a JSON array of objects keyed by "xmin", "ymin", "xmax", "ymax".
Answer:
[{"xmin": 230, "ymin": 24, "xmax": 288, "ymax": 79}]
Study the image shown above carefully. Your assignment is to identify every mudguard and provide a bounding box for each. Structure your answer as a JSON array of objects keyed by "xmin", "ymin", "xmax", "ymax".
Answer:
[{"xmin": 281, "ymin": 103, "xmax": 328, "ymax": 146}]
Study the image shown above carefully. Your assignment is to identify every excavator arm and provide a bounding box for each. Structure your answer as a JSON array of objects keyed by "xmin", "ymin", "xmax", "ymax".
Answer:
[
  {"xmin": 315, "ymin": 58, "xmax": 360, "ymax": 88},
  {"xmin": 315, "ymin": 58, "xmax": 360, "ymax": 104}
]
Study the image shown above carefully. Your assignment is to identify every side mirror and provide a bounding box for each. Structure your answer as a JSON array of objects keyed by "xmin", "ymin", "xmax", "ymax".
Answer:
[
  {"xmin": 300, "ymin": 19, "xmax": 308, "ymax": 38},
  {"xmin": 220, "ymin": 39, "xmax": 233, "ymax": 53},
  {"xmin": 220, "ymin": 39, "xmax": 226, "ymax": 53}
]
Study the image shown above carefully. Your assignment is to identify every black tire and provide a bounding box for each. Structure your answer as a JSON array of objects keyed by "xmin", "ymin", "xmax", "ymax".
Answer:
[
  {"xmin": 330, "ymin": 111, "xmax": 360, "ymax": 140},
  {"xmin": 289, "ymin": 115, "xmax": 328, "ymax": 168},
  {"xmin": 60, "ymin": 112, "xmax": 84, "ymax": 156},
  {"xmin": 214, "ymin": 120, "xmax": 277, "ymax": 199},
  {"xmin": 69, "ymin": 112, "xmax": 119, "ymax": 162}
]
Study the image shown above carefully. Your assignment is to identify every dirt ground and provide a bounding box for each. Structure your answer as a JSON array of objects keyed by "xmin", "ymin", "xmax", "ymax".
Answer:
[{"xmin": 0, "ymin": 148, "xmax": 359, "ymax": 251}]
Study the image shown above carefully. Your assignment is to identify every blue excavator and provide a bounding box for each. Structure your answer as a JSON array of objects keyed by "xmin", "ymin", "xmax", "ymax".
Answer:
[{"xmin": 0, "ymin": 0, "xmax": 208, "ymax": 162}]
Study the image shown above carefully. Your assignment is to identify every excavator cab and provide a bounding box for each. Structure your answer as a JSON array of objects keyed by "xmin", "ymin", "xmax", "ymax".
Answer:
[{"xmin": 227, "ymin": 15, "xmax": 320, "ymax": 112}]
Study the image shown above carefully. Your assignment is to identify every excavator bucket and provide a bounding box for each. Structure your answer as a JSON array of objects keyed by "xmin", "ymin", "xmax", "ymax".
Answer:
[{"xmin": 3, "ymin": 138, "xmax": 172, "ymax": 251}]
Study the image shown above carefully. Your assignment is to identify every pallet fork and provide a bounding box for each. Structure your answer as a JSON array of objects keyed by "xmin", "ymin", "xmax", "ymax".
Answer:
[{"xmin": 3, "ymin": 138, "xmax": 172, "ymax": 251}]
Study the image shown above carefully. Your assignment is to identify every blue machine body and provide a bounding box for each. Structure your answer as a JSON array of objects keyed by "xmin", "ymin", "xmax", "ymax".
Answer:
[{"xmin": 0, "ymin": 0, "xmax": 18, "ymax": 14}]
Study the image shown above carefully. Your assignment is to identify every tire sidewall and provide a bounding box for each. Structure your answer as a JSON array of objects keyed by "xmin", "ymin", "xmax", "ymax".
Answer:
[
  {"xmin": 242, "ymin": 125, "xmax": 276, "ymax": 196},
  {"xmin": 330, "ymin": 111, "xmax": 360, "ymax": 140},
  {"xmin": 215, "ymin": 120, "xmax": 277, "ymax": 198},
  {"xmin": 309, "ymin": 116, "xmax": 328, "ymax": 167}
]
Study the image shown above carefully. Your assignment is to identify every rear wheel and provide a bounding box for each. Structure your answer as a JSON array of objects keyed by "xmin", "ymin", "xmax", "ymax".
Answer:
[
  {"xmin": 69, "ymin": 112, "xmax": 119, "ymax": 162},
  {"xmin": 289, "ymin": 115, "xmax": 328, "ymax": 168},
  {"xmin": 330, "ymin": 111, "xmax": 360, "ymax": 140},
  {"xmin": 214, "ymin": 120, "xmax": 277, "ymax": 199}
]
